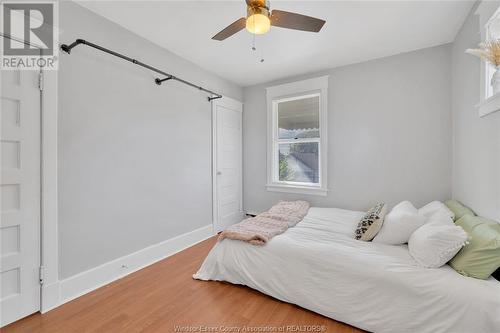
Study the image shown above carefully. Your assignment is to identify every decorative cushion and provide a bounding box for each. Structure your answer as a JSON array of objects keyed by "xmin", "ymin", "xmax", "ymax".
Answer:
[
  {"xmin": 418, "ymin": 201, "xmax": 455, "ymax": 220},
  {"xmin": 449, "ymin": 215, "xmax": 500, "ymax": 279},
  {"xmin": 445, "ymin": 199, "xmax": 475, "ymax": 221},
  {"xmin": 409, "ymin": 223, "xmax": 468, "ymax": 268},
  {"xmin": 354, "ymin": 203, "xmax": 388, "ymax": 241},
  {"xmin": 372, "ymin": 201, "xmax": 425, "ymax": 245}
]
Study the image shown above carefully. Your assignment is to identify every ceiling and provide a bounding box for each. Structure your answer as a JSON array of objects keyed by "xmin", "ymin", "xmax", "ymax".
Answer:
[{"xmin": 77, "ymin": 1, "xmax": 474, "ymax": 87}]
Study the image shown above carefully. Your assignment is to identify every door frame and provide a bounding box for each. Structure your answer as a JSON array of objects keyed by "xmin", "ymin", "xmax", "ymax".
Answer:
[
  {"xmin": 39, "ymin": 68, "xmax": 59, "ymax": 313},
  {"xmin": 211, "ymin": 96, "xmax": 243, "ymax": 233}
]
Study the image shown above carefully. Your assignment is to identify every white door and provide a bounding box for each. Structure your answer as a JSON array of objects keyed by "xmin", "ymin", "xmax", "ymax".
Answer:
[
  {"xmin": 1, "ymin": 69, "xmax": 41, "ymax": 326},
  {"xmin": 212, "ymin": 97, "xmax": 243, "ymax": 233}
]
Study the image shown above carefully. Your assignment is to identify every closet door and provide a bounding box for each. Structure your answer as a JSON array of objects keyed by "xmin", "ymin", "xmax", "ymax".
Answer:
[
  {"xmin": 1, "ymin": 69, "xmax": 41, "ymax": 326},
  {"xmin": 212, "ymin": 97, "xmax": 243, "ymax": 233}
]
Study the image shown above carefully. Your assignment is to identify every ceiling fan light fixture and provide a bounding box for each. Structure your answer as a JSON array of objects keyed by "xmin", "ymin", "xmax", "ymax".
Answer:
[
  {"xmin": 211, "ymin": 0, "xmax": 325, "ymax": 41},
  {"xmin": 245, "ymin": 7, "xmax": 270, "ymax": 35}
]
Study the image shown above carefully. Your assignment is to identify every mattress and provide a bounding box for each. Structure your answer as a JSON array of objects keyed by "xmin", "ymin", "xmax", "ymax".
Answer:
[{"xmin": 194, "ymin": 207, "xmax": 500, "ymax": 333}]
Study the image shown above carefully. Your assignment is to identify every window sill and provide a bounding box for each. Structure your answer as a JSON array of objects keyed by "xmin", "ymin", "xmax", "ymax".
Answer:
[
  {"xmin": 266, "ymin": 183, "xmax": 328, "ymax": 196},
  {"xmin": 477, "ymin": 93, "xmax": 500, "ymax": 117}
]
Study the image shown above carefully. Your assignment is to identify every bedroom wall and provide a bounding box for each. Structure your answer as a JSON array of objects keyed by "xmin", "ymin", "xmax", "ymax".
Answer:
[
  {"xmin": 451, "ymin": 2, "xmax": 500, "ymax": 221},
  {"xmin": 58, "ymin": 2, "xmax": 242, "ymax": 279},
  {"xmin": 243, "ymin": 44, "xmax": 452, "ymax": 213}
]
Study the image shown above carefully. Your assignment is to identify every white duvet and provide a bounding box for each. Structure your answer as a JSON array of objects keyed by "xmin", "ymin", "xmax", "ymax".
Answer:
[{"xmin": 194, "ymin": 207, "xmax": 500, "ymax": 333}]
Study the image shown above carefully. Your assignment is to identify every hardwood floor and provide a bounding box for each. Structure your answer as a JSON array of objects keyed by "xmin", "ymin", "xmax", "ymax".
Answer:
[{"xmin": 3, "ymin": 236, "xmax": 364, "ymax": 333}]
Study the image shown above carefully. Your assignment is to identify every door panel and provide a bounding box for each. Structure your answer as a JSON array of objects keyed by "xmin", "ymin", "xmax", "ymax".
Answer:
[
  {"xmin": 213, "ymin": 98, "xmax": 243, "ymax": 232},
  {"xmin": 1, "ymin": 69, "xmax": 41, "ymax": 326}
]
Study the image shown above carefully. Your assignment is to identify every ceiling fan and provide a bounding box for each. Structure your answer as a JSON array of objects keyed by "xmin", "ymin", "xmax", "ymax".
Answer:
[{"xmin": 212, "ymin": 0, "xmax": 326, "ymax": 41}]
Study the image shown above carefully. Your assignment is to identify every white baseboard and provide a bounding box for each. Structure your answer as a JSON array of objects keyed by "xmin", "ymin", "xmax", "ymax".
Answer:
[{"xmin": 45, "ymin": 224, "xmax": 214, "ymax": 312}]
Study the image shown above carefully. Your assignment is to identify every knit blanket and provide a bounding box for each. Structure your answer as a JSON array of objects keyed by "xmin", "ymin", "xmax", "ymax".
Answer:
[{"xmin": 219, "ymin": 200, "xmax": 310, "ymax": 245}]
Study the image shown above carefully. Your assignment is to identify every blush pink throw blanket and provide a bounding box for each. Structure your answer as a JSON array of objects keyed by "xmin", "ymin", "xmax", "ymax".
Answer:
[{"xmin": 219, "ymin": 200, "xmax": 310, "ymax": 245}]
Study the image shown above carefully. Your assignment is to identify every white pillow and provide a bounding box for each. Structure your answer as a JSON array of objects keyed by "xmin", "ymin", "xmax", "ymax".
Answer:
[
  {"xmin": 372, "ymin": 201, "xmax": 425, "ymax": 245},
  {"xmin": 408, "ymin": 224, "xmax": 468, "ymax": 268},
  {"xmin": 418, "ymin": 201, "xmax": 455, "ymax": 220},
  {"xmin": 425, "ymin": 209, "xmax": 455, "ymax": 226},
  {"xmin": 392, "ymin": 200, "xmax": 416, "ymax": 212}
]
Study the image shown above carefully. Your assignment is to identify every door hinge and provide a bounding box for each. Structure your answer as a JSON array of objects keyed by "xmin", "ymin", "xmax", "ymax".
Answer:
[
  {"xmin": 39, "ymin": 266, "xmax": 45, "ymax": 285},
  {"xmin": 38, "ymin": 72, "xmax": 44, "ymax": 91}
]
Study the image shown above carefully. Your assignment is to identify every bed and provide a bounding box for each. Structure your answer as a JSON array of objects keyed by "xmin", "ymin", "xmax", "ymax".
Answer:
[{"xmin": 194, "ymin": 207, "xmax": 500, "ymax": 333}]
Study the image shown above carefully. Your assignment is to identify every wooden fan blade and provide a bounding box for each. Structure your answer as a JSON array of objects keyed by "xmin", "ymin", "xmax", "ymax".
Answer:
[
  {"xmin": 271, "ymin": 10, "xmax": 325, "ymax": 32},
  {"xmin": 212, "ymin": 17, "xmax": 246, "ymax": 41}
]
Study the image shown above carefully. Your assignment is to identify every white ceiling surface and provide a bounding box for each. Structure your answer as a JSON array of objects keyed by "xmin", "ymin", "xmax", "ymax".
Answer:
[{"xmin": 76, "ymin": 1, "xmax": 474, "ymax": 87}]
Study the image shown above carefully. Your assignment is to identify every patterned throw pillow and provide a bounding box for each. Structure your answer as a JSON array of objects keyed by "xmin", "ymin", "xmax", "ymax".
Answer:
[{"xmin": 354, "ymin": 203, "xmax": 388, "ymax": 241}]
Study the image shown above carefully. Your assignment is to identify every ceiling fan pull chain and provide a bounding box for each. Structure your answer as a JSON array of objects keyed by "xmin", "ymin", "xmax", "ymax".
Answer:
[
  {"xmin": 252, "ymin": 17, "xmax": 257, "ymax": 51},
  {"xmin": 248, "ymin": 14, "xmax": 264, "ymax": 63},
  {"xmin": 260, "ymin": 43, "xmax": 264, "ymax": 62}
]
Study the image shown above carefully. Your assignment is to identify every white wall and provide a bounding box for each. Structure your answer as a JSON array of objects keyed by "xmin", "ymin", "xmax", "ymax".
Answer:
[
  {"xmin": 243, "ymin": 45, "xmax": 452, "ymax": 213},
  {"xmin": 451, "ymin": 3, "xmax": 500, "ymax": 221},
  {"xmin": 58, "ymin": 2, "xmax": 242, "ymax": 279}
]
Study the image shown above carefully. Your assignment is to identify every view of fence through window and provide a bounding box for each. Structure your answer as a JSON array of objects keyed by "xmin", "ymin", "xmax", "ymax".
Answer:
[{"xmin": 277, "ymin": 95, "xmax": 320, "ymax": 184}]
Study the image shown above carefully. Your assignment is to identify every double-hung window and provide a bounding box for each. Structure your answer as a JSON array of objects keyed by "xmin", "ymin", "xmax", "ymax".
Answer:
[{"xmin": 266, "ymin": 76, "xmax": 328, "ymax": 196}]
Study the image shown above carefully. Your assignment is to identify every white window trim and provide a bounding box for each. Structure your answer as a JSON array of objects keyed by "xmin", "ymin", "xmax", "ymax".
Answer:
[
  {"xmin": 475, "ymin": 2, "xmax": 500, "ymax": 117},
  {"xmin": 266, "ymin": 76, "xmax": 329, "ymax": 196}
]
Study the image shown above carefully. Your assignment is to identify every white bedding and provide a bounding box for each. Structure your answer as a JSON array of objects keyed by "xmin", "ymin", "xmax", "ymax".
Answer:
[{"xmin": 194, "ymin": 207, "xmax": 500, "ymax": 333}]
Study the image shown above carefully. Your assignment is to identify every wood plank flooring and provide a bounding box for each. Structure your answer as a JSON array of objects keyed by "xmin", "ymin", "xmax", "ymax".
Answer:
[{"xmin": 3, "ymin": 236, "xmax": 364, "ymax": 333}]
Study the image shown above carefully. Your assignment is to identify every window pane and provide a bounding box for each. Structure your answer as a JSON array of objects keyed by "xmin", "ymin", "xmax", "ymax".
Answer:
[
  {"xmin": 278, "ymin": 96, "xmax": 319, "ymax": 139},
  {"xmin": 279, "ymin": 142, "xmax": 319, "ymax": 183}
]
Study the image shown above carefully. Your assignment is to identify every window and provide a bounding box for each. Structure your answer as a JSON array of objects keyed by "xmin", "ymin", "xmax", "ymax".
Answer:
[
  {"xmin": 266, "ymin": 76, "xmax": 328, "ymax": 196},
  {"xmin": 485, "ymin": 9, "xmax": 500, "ymax": 100},
  {"xmin": 476, "ymin": 2, "xmax": 500, "ymax": 117},
  {"xmin": 276, "ymin": 95, "xmax": 320, "ymax": 184}
]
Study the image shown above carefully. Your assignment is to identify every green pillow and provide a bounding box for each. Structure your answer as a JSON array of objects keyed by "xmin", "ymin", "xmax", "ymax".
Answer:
[
  {"xmin": 449, "ymin": 215, "xmax": 500, "ymax": 279},
  {"xmin": 445, "ymin": 199, "xmax": 475, "ymax": 221}
]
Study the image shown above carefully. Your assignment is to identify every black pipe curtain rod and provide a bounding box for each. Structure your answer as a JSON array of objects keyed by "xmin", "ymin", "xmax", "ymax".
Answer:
[{"xmin": 60, "ymin": 39, "xmax": 222, "ymax": 101}]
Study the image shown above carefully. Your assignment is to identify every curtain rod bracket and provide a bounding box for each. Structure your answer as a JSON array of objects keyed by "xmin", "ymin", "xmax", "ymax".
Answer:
[
  {"xmin": 60, "ymin": 39, "xmax": 86, "ymax": 54},
  {"xmin": 208, "ymin": 95, "xmax": 223, "ymax": 101},
  {"xmin": 155, "ymin": 76, "xmax": 174, "ymax": 85},
  {"xmin": 60, "ymin": 38, "xmax": 222, "ymax": 102}
]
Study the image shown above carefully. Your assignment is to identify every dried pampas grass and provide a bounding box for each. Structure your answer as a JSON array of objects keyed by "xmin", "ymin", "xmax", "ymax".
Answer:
[{"xmin": 466, "ymin": 40, "xmax": 500, "ymax": 67}]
